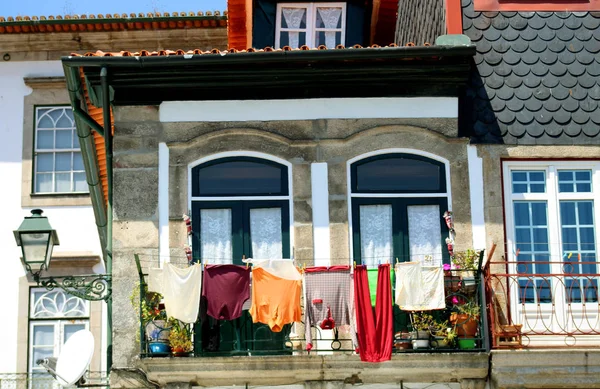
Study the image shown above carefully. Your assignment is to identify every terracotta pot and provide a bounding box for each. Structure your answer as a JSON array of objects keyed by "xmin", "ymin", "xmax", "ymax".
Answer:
[{"xmin": 450, "ymin": 313, "xmax": 479, "ymax": 337}]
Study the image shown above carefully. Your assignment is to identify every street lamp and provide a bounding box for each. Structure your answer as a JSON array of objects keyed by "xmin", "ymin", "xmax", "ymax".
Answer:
[
  {"xmin": 13, "ymin": 209, "xmax": 59, "ymax": 279},
  {"xmin": 14, "ymin": 209, "xmax": 111, "ymax": 302}
]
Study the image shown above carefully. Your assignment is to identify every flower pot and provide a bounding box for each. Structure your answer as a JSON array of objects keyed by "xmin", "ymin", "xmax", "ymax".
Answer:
[
  {"xmin": 148, "ymin": 341, "xmax": 171, "ymax": 356},
  {"xmin": 458, "ymin": 339, "xmax": 476, "ymax": 350},
  {"xmin": 410, "ymin": 330, "xmax": 430, "ymax": 340},
  {"xmin": 411, "ymin": 339, "xmax": 429, "ymax": 349},
  {"xmin": 430, "ymin": 336, "xmax": 451, "ymax": 349},
  {"xmin": 450, "ymin": 313, "xmax": 479, "ymax": 338},
  {"xmin": 172, "ymin": 346, "xmax": 190, "ymax": 357},
  {"xmin": 394, "ymin": 340, "xmax": 413, "ymax": 351}
]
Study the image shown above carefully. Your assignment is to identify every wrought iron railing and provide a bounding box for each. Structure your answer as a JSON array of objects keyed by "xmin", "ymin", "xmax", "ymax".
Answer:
[
  {"xmin": 0, "ymin": 372, "xmax": 107, "ymax": 389},
  {"xmin": 135, "ymin": 259, "xmax": 488, "ymax": 357},
  {"xmin": 485, "ymin": 260, "xmax": 600, "ymax": 348}
]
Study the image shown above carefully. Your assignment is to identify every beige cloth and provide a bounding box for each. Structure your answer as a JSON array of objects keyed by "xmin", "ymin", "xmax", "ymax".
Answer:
[
  {"xmin": 162, "ymin": 263, "xmax": 203, "ymax": 323},
  {"xmin": 395, "ymin": 262, "xmax": 445, "ymax": 310},
  {"xmin": 147, "ymin": 268, "xmax": 164, "ymax": 293}
]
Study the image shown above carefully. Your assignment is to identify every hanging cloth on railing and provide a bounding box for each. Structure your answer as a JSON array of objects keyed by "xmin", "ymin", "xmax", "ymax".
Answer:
[
  {"xmin": 162, "ymin": 263, "xmax": 203, "ymax": 323},
  {"xmin": 394, "ymin": 262, "xmax": 445, "ymax": 311},
  {"xmin": 202, "ymin": 265, "xmax": 251, "ymax": 321},
  {"xmin": 246, "ymin": 258, "xmax": 302, "ymax": 280},
  {"xmin": 303, "ymin": 266, "xmax": 358, "ymax": 351},
  {"xmin": 249, "ymin": 263, "xmax": 302, "ymax": 332},
  {"xmin": 354, "ymin": 264, "xmax": 393, "ymax": 362}
]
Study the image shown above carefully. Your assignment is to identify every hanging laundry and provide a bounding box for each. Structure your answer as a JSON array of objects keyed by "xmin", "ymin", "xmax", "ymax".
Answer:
[
  {"xmin": 147, "ymin": 267, "xmax": 164, "ymax": 293},
  {"xmin": 367, "ymin": 266, "xmax": 394, "ymax": 307},
  {"xmin": 202, "ymin": 265, "xmax": 250, "ymax": 320},
  {"xmin": 162, "ymin": 263, "xmax": 203, "ymax": 323},
  {"xmin": 248, "ymin": 258, "xmax": 302, "ymax": 280},
  {"xmin": 303, "ymin": 266, "xmax": 358, "ymax": 351},
  {"xmin": 395, "ymin": 262, "xmax": 445, "ymax": 311},
  {"xmin": 249, "ymin": 262, "xmax": 302, "ymax": 332},
  {"xmin": 354, "ymin": 264, "xmax": 393, "ymax": 362}
]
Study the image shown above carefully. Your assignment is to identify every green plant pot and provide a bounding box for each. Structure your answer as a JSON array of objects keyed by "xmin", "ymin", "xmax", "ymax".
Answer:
[{"xmin": 458, "ymin": 339, "xmax": 475, "ymax": 350}]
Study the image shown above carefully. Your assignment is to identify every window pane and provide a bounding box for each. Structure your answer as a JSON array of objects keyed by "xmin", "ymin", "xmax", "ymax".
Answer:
[
  {"xmin": 281, "ymin": 7, "xmax": 307, "ymax": 28},
  {"xmin": 55, "ymin": 153, "xmax": 71, "ymax": 171},
  {"xmin": 511, "ymin": 170, "xmax": 545, "ymax": 193},
  {"xmin": 36, "ymin": 131, "xmax": 54, "ymax": 149},
  {"xmin": 515, "ymin": 228, "xmax": 531, "ymax": 252},
  {"xmin": 558, "ymin": 170, "xmax": 592, "ymax": 193},
  {"xmin": 64, "ymin": 324, "xmax": 86, "ymax": 343},
  {"xmin": 315, "ymin": 7, "xmax": 343, "ymax": 28},
  {"xmin": 195, "ymin": 160, "xmax": 285, "ymax": 196},
  {"xmin": 201, "ymin": 208, "xmax": 232, "ymax": 264},
  {"xmin": 514, "ymin": 202, "xmax": 531, "ymax": 226},
  {"xmin": 37, "ymin": 115, "xmax": 54, "ymax": 129},
  {"xmin": 55, "ymin": 130, "xmax": 72, "ymax": 148},
  {"xmin": 33, "ymin": 326, "xmax": 54, "ymax": 345},
  {"xmin": 73, "ymin": 130, "xmax": 80, "ymax": 148},
  {"xmin": 529, "ymin": 172, "xmax": 544, "ymax": 182},
  {"xmin": 354, "ymin": 155, "xmax": 443, "ymax": 193},
  {"xmin": 359, "ymin": 204, "xmax": 392, "ymax": 267},
  {"xmin": 578, "ymin": 201, "xmax": 594, "ymax": 224},
  {"xmin": 32, "ymin": 290, "xmax": 89, "ymax": 318},
  {"xmin": 513, "ymin": 172, "xmax": 527, "ymax": 182},
  {"xmin": 36, "ymin": 154, "xmax": 53, "ymax": 172},
  {"xmin": 279, "ymin": 31, "xmax": 306, "ymax": 48},
  {"xmin": 558, "ymin": 171, "xmax": 573, "ymax": 182},
  {"xmin": 407, "ymin": 205, "xmax": 442, "ymax": 266},
  {"xmin": 250, "ymin": 208, "xmax": 283, "ymax": 259},
  {"xmin": 74, "ymin": 173, "xmax": 88, "ymax": 192},
  {"xmin": 55, "ymin": 109, "xmax": 73, "ymax": 128},
  {"xmin": 32, "ymin": 347, "xmax": 54, "ymax": 363},
  {"xmin": 73, "ymin": 152, "xmax": 84, "ymax": 170},
  {"xmin": 531, "ymin": 203, "xmax": 547, "ymax": 226},
  {"xmin": 55, "ymin": 173, "xmax": 71, "ymax": 192},
  {"xmin": 36, "ymin": 174, "xmax": 53, "ymax": 193}
]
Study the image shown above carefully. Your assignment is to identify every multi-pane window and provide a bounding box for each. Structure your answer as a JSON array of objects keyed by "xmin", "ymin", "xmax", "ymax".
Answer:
[
  {"xmin": 275, "ymin": 3, "xmax": 346, "ymax": 49},
  {"xmin": 29, "ymin": 289, "xmax": 89, "ymax": 389},
  {"xmin": 34, "ymin": 107, "xmax": 87, "ymax": 194},
  {"xmin": 350, "ymin": 153, "xmax": 450, "ymax": 267},
  {"xmin": 504, "ymin": 162, "xmax": 599, "ymax": 305}
]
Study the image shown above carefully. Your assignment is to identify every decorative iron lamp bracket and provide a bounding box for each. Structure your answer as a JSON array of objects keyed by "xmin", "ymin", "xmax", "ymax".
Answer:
[{"xmin": 34, "ymin": 273, "xmax": 112, "ymax": 302}]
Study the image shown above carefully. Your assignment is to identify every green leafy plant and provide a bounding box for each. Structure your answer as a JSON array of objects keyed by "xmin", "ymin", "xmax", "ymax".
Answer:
[
  {"xmin": 168, "ymin": 320, "xmax": 192, "ymax": 353},
  {"xmin": 430, "ymin": 319, "xmax": 457, "ymax": 344},
  {"xmin": 451, "ymin": 249, "xmax": 481, "ymax": 271},
  {"xmin": 410, "ymin": 312, "xmax": 436, "ymax": 332},
  {"xmin": 455, "ymin": 299, "xmax": 481, "ymax": 318}
]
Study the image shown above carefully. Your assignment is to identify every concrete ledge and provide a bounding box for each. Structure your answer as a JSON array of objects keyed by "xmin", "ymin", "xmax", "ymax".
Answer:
[
  {"xmin": 491, "ymin": 349, "xmax": 600, "ymax": 389},
  {"xmin": 139, "ymin": 353, "xmax": 489, "ymax": 387}
]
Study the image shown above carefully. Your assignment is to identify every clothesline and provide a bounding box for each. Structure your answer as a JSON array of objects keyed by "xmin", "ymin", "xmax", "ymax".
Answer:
[{"xmin": 133, "ymin": 253, "xmax": 453, "ymax": 261}]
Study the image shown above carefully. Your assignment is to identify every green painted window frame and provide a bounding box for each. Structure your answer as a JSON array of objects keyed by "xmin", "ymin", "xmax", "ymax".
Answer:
[
  {"xmin": 192, "ymin": 200, "xmax": 291, "ymax": 264},
  {"xmin": 351, "ymin": 197, "xmax": 450, "ymax": 265}
]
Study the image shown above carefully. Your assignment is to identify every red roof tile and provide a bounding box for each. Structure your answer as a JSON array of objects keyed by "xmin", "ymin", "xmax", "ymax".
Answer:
[{"xmin": 0, "ymin": 12, "xmax": 227, "ymax": 33}]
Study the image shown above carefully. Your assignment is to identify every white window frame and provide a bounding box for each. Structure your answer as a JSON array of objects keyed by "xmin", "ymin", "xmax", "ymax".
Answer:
[
  {"xmin": 347, "ymin": 149, "xmax": 452, "ymax": 265},
  {"xmin": 503, "ymin": 160, "xmax": 600, "ymax": 345},
  {"xmin": 34, "ymin": 106, "xmax": 88, "ymax": 194},
  {"xmin": 274, "ymin": 2, "xmax": 347, "ymax": 49}
]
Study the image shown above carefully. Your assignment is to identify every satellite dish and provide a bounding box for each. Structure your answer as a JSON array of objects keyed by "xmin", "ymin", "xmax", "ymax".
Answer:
[{"xmin": 53, "ymin": 329, "xmax": 95, "ymax": 386}]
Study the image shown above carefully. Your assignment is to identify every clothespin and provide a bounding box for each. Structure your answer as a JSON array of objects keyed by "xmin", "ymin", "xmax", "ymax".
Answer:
[
  {"xmin": 246, "ymin": 261, "xmax": 249, "ymax": 269},
  {"xmin": 515, "ymin": 248, "xmax": 520, "ymax": 257},
  {"xmin": 568, "ymin": 252, "xmax": 573, "ymax": 259},
  {"xmin": 578, "ymin": 253, "xmax": 581, "ymax": 261},
  {"xmin": 353, "ymin": 261, "xmax": 356, "ymax": 269},
  {"xmin": 396, "ymin": 257, "xmax": 399, "ymax": 264}
]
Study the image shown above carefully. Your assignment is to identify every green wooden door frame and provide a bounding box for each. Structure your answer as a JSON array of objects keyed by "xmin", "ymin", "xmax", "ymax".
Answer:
[
  {"xmin": 192, "ymin": 200, "xmax": 290, "ymax": 264},
  {"xmin": 351, "ymin": 197, "xmax": 450, "ymax": 265}
]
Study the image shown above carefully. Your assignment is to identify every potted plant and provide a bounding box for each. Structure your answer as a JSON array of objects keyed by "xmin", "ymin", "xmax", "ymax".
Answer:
[
  {"xmin": 130, "ymin": 285, "xmax": 171, "ymax": 355},
  {"xmin": 168, "ymin": 320, "xmax": 192, "ymax": 356},
  {"xmin": 394, "ymin": 331, "xmax": 412, "ymax": 351},
  {"xmin": 429, "ymin": 319, "xmax": 457, "ymax": 349},
  {"xmin": 451, "ymin": 249, "xmax": 480, "ymax": 279},
  {"xmin": 450, "ymin": 299, "xmax": 480, "ymax": 339},
  {"xmin": 410, "ymin": 312, "xmax": 435, "ymax": 349}
]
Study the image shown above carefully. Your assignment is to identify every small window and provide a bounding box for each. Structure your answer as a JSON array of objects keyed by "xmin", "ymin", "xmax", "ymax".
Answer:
[
  {"xmin": 192, "ymin": 157, "xmax": 288, "ymax": 197},
  {"xmin": 275, "ymin": 3, "xmax": 346, "ymax": 49},
  {"xmin": 351, "ymin": 154, "xmax": 446, "ymax": 193},
  {"xmin": 558, "ymin": 170, "xmax": 592, "ymax": 193},
  {"xmin": 511, "ymin": 170, "xmax": 545, "ymax": 194},
  {"xmin": 34, "ymin": 107, "xmax": 87, "ymax": 194}
]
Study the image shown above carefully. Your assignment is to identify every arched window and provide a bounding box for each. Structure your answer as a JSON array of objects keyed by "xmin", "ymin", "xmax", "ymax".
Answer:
[
  {"xmin": 349, "ymin": 153, "xmax": 450, "ymax": 267},
  {"xmin": 190, "ymin": 156, "xmax": 291, "ymax": 264}
]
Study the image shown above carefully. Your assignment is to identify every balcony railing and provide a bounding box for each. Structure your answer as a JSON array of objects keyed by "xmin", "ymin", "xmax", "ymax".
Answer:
[
  {"xmin": 0, "ymin": 373, "xmax": 107, "ymax": 389},
  {"xmin": 484, "ymin": 260, "xmax": 600, "ymax": 348},
  {"xmin": 135, "ymin": 255, "xmax": 488, "ymax": 357}
]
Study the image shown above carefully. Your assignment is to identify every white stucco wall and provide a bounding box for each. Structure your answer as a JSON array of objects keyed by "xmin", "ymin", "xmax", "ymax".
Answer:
[{"xmin": 0, "ymin": 61, "xmax": 102, "ymax": 373}]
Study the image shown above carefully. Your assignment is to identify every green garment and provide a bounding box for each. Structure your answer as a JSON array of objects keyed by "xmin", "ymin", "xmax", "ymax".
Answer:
[{"xmin": 367, "ymin": 267, "xmax": 394, "ymax": 307}]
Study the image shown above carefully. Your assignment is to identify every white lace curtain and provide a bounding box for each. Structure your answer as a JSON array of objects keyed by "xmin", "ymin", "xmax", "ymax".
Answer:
[
  {"xmin": 316, "ymin": 7, "xmax": 342, "ymax": 48},
  {"xmin": 250, "ymin": 208, "xmax": 283, "ymax": 259},
  {"xmin": 359, "ymin": 204, "xmax": 393, "ymax": 267},
  {"xmin": 408, "ymin": 205, "xmax": 443, "ymax": 266},
  {"xmin": 282, "ymin": 8, "xmax": 306, "ymax": 48},
  {"xmin": 201, "ymin": 208, "xmax": 233, "ymax": 264}
]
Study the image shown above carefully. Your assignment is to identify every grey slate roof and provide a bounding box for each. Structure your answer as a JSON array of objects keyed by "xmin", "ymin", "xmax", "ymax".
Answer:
[
  {"xmin": 461, "ymin": 0, "xmax": 600, "ymax": 143},
  {"xmin": 395, "ymin": 0, "xmax": 445, "ymax": 45}
]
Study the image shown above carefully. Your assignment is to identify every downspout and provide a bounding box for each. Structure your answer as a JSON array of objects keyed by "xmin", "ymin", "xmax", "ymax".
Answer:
[
  {"xmin": 100, "ymin": 66, "xmax": 114, "ymax": 370},
  {"xmin": 63, "ymin": 64, "xmax": 108, "ymax": 254}
]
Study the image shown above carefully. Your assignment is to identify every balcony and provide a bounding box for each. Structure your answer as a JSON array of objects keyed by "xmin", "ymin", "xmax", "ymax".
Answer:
[{"xmin": 484, "ymin": 260, "xmax": 600, "ymax": 348}]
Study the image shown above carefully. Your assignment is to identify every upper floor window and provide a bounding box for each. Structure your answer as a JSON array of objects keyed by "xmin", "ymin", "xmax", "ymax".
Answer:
[
  {"xmin": 34, "ymin": 107, "xmax": 87, "ymax": 194},
  {"xmin": 275, "ymin": 2, "xmax": 346, "ymax": 49}
]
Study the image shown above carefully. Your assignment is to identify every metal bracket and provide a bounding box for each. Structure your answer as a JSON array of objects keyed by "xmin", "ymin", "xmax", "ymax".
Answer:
[{"xmin": 35, "ymin": 273, "xmax": 112, "ymax": 302}]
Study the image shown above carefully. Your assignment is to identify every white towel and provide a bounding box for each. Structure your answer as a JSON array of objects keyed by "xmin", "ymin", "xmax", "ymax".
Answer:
[
  {"xmin": 147, "ymin": 268, "xmax": 164, "ymax": 293},
  {"xmin": 162, "ymin": 263, "xmax": 203, "ymax": 323},
  {"xmin": 395, "ymin": 262, "xmax": 445, "ymax": 311}
]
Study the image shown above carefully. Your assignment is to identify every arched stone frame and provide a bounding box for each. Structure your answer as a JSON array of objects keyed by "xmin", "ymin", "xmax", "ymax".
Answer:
[
  {"xmin": 187, "ymin": 151, "xmax": 295, "ymax": 263},
  {"xmin": 346, "ymin": 148, "xmax": 453, "ymax": 266}
]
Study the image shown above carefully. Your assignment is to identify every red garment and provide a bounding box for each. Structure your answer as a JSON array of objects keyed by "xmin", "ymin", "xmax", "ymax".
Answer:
[
  {"xmin": 353, "ymin": 264, "xmax": 393, "ymax": 362},
  {"xmin": 202, "ymin": 265, "xmax": 250, "ymax": 320}
]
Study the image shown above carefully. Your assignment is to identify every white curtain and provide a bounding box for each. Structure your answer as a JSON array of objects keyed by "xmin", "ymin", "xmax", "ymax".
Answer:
[
  {"xmin": 408, "ymin": 205, "xmax": 443, "ymax": 267},
  {"xmin": 201, "ymin": 208, "xmax": 232, "ymax": 264},
  {"xmin": 250, "ymin": 208, "xmax": 283, "ymax": 260},
  {"xmin": 282, "ymin": 8, "xmax": 306, "ymax": 48},
  {"xmin": 316, "ymin": 7, "xmax": 342, "ymax": 48},
  {"xmin": 359, "ymin": 204, "xmax": 393, "ymax": 267}
]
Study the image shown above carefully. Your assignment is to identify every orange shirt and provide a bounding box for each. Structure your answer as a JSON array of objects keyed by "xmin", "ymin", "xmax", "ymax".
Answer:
[{"xmin": 249, "ymin": 267, "xmax": 302, "ymax": 332}]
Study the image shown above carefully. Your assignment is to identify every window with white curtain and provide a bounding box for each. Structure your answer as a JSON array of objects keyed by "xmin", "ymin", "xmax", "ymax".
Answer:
[
  {"xmin": 34, "ymin": 107, "xmax": 87, "ymax": 194},
  {"xmin": 275, "ymin": 3, "xmax": 346, "ymax": 49},
  {"xmin": 28, "ymin": 289, "xmax": 89, "ymax": 389}
]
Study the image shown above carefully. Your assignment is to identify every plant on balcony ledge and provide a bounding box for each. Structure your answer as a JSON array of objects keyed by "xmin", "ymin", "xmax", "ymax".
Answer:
[
  {"xmin": 168, "ymin": 320, "xmax": 192, "ymax": 356},
  {"xmin": 430, "ymin": 320, "xmax": 457, "ymax": 349},
  {"xmin": 451, "ymin": 249, "xmax": 481, "ymax": 276},
  {"xmin": 450, "ymin": 299, "xmax": 480, "ymax": 339},
  {"xmin": 409, "ymin": 312, "xmax": 435, "ymax": 349}
]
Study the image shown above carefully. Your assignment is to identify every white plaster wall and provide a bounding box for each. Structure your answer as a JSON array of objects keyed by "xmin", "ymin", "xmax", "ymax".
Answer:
[{"xmin": 0, "ymin": 61, "xmax": 102, "ymax": 373}]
